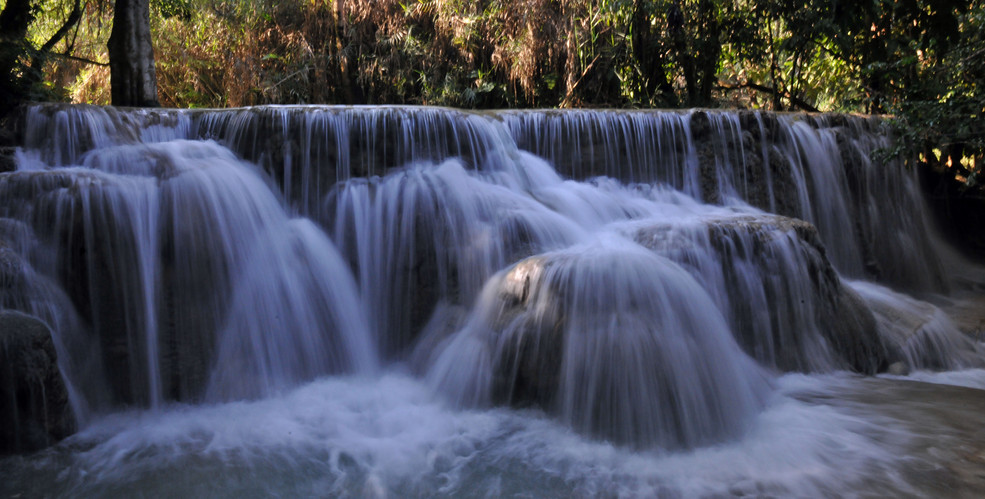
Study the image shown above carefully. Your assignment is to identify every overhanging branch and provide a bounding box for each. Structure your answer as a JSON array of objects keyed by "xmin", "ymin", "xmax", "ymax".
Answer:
[
  {"xmin": 31, "ymin": 0, "xmax": 83, "ymax": 70},
  {"xmin": 51, "ymin": 52, "xmax": 109, "ymax": 67},
  {"xmin": 718, "ymin": 82, "xmax": 821, "ymax": 113}
]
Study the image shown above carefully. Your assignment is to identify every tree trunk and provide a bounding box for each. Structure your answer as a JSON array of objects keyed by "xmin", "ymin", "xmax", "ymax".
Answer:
[
  {"xmin": 695, "ymin": 0, "xmax": 720, "ymax": 106},
  {"xmin": 108, "ymin": 0, "xmax": 159, "ymax": 107},
  {"xmin": 632, "ymin": 2, "xmax": 676, "ymax": 106}
]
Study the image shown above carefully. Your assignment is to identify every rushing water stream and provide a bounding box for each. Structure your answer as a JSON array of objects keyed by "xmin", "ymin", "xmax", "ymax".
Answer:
[{"xmin": 2, "ymin": 105, "xmax": 984, "ymax": 497}]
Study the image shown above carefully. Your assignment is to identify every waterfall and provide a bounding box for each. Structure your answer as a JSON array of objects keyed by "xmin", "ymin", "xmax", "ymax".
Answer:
[
  {"xmin": 2, "ymin": 136, "xmax": 375, "ymax": 411},
  {"xmin": 3, "ymin": 103, "xmax": 981, "ymax": 454}
]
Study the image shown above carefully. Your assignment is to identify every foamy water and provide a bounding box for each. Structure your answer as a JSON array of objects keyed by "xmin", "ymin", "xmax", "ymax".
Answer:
[{"xmin": 5, "ymin": 371, "xmax": 985, "ymax": 497}]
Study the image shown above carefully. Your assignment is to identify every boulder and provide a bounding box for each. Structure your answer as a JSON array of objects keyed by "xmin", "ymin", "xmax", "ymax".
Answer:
[
  {"xmin": 431, "ymin": 245, "xmax": 771, "ymax": 449},
  {"xmin": 0, "ymin": 310, "xmax": 75, "ymax": 453}
]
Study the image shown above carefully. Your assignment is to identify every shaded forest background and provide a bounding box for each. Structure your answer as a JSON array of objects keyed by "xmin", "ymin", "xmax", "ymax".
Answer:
[{"xmin": 1, "ymin": 0, "xmax": 982, "ymax": 191}]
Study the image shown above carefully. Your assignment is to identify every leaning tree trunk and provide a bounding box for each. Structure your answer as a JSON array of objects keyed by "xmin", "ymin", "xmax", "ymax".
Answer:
[{"xmin": 108, "ymin": 0, "xmax": 159, "ymax": 107}]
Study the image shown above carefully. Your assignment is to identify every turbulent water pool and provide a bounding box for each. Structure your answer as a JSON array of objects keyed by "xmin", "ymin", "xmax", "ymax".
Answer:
[
  {"xmin": 4, "ymin": 371, "xmax": 985, "ymax": 497},
  {"xmin": 2, "ymin": 105, "xmax": 985, "ymax": 497}
]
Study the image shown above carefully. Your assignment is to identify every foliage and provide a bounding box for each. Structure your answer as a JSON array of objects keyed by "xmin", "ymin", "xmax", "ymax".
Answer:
[
  {"xmin": 1, "ymin": 0, "xmax": 982, "ymax": 174},
  {"xmin": 885, "ymin": 3, "xmax": 984, "ymax": 188},
  {"xmin": 0, "ymin": 0, "xmax": 92, "ymax": 117}
]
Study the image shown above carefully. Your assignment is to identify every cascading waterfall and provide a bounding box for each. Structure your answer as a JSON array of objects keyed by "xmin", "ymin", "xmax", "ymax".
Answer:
[
  {"xmin": 324, "ymin": 158, "xmax": 582, "ymax": 358},
  {"xmin": 2, "ymin": 103, "xmax": 984, "ymax": 496},
  {"xmin": 504, "ymin": 110, "xmax": 949, "ymax": 291},
  {"xmin": 631, "ymin": 215, "xmax": 886, "ymax": 373},
  {"xmin": 2, "ymin": 137, "xmax": 375, "ymax": 410}
]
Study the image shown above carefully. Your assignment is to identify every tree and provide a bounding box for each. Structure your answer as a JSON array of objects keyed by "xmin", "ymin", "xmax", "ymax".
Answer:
[
  {"xmin": 0, "ymin": 0, "xmax": 85, "ymax": 118},
  {"xmin": 0, "ymin": 0, "xmax": 35, "ymax": 112},
  {"xmin": 108, "ymin": 0, "xmax": 159, "ymax": 106},
  {"xmin": 893, "ymin": 4, "xmax": 984, "ymax": 178}
]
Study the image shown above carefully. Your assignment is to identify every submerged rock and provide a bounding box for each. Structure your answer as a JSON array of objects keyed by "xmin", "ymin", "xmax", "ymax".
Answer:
[{"xmin": 0, "ymin": 310, "xmax": 75, "ymax": 453}]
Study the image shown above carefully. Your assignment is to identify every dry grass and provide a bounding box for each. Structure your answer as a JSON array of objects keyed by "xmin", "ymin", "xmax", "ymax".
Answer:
[{"xmin": 62, "ymin": 0, "xmax": 624, "ymax": 108}]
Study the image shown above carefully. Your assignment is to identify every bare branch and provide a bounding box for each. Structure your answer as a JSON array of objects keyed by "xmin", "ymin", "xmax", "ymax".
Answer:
[{"xmin": 51, "ymin": 52, "xmax": 110, "ymax": 67}]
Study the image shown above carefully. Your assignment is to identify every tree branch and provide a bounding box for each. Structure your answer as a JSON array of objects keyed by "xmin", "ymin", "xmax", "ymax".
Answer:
[
  {"xmin": 51, "ymin": 52, "xmax": 110, "ymax": 67},
  {"xmin": 559, "ymin": 53, "xmax": 602, "ymax": 108},
  {"xmin": 38, "ymin": 0, "xmax": 82, "ymax": 55},
  {"xmin": 31, "ymin": 0, "xmax": 83, "ymax": 70},
  {"xmin": 718, "ymin": 82, "xmax": 821, "ymax": 113}
]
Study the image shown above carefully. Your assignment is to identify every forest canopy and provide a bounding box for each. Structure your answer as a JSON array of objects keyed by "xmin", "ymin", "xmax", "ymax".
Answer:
[{"xmin": 1, "ymin": 0, "xmax": 982, "ymax": 181}]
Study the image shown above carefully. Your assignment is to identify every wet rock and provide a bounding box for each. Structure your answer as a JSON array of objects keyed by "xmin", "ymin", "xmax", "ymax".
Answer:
[
  {"xmin": 0, "ymin": 310, "xmax": 75, "ymax": 453},
  {"xmin": 1, "ymin": 170, "xmax": 157, "ymax": 405},
  {"xmin": 0, "ymin": 148, "xmax": 15, "ymax": 173},
  {"xmin": 635, "ymin": 215, "xmax": 888, "ymax": 374},
  {"xmin": 0, "ymin": 222, "xmax": 37, "ymax": 312},
  {"xmin": 486, "ymin": 257, "xmax": 564, "ymax": 410},
  {"xmin": 696, "ymin": 144, "xmax": 721, "ymax": 204},
  {"xmin": 825, "ymin": 284, "xmax": 887, "ymax": 374},
  {"xmin": 763, "ymin": 147, "xmax": 801, "ymax": 216},
  {"xmin": 941, "ymin": 294, "xmax": 985, "ymax": 339},
  {"xmin": 0, "ymin": 245, "xmax": 25, "ymax": 292},
  {"xmin": 689, "ymin": 111, "xmax": 710, "ymax": 142},
  {"xmin": 852, "ymin": 282, "xmax": 983, "ymax": 371}
]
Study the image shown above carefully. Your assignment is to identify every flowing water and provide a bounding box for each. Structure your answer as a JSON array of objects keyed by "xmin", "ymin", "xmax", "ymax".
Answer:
[{"xmin": 2, "ymin": 104, "xmax": 984, "ymax": 497}]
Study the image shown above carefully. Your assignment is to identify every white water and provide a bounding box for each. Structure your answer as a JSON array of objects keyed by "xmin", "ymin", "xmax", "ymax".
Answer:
[
  {"xmin": 3, "ymin": 372, "xmax": 984, "ymax": 497},
  {"xmin": 3, "ymin": 104, "xmax": 985, "ymax": 496}
]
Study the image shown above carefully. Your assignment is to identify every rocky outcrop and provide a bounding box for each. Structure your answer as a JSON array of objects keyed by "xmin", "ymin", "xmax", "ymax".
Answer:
[
  {"xmin": 0, "ymin": 240, "xmax": 26, "ymax": 295},
  {"xmin": 635, "ymin": 215, "xmax": 888, "ymax": 374},
  {"xmin": 0, "ymin": 218, "xmax": 46, "ymax": 319},
  {"xmin": 0, "ymin": 310, "xmax": 75, "ymax": 453}
]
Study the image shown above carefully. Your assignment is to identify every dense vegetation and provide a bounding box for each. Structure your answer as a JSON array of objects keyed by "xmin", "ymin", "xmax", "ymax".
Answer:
[{"xmin": 1, "ymin": 0, "xmax": 982, "ymax": 188}]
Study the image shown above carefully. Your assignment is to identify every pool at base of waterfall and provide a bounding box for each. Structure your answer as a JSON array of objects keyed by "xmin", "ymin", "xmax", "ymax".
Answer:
[{"xmin": 3, "ymin": 371, "xmax": 985, "ymax": 498}]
